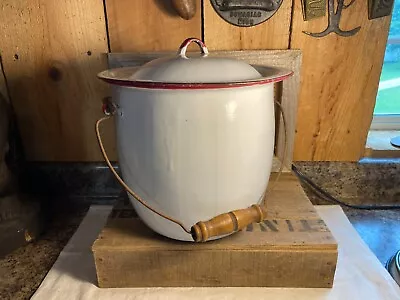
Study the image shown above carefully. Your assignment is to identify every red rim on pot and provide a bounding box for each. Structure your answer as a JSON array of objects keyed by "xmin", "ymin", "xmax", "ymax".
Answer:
[{"xmin": 98, "ymin": 38, "xmax": 293, "ymax": 90}]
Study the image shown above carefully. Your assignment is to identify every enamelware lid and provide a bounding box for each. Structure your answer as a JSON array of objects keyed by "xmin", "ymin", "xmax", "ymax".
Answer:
[{"xmin": 98, "ymin": 38, "xmax": 293, "ymax": 89}]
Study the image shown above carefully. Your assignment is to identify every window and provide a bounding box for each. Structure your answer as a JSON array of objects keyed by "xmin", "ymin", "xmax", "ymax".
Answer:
[{"xmin": 371, "ymin": 0, "xmax": 400, "ymax": 130}]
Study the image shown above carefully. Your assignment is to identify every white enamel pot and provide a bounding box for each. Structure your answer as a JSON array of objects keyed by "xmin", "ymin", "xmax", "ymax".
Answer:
[{"xmin": 98, "ymin": 38, "xmax": 292, "ymax": 241}]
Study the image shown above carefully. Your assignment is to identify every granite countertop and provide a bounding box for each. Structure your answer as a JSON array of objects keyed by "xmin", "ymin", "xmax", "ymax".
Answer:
[
  {"xmin": 343, "ymin": 208, "xmax": 400, "ymax": 266},
  {"xmin": 1, "ymin": 198, "xmax": 399, "ymax": 299},
  {"xmin": 0, "ymin": 204, "xmax": 89, "ymax": 300},
  {"xmin": 300, "ymin": 177, "xmax": 400, "ymax": 266}
]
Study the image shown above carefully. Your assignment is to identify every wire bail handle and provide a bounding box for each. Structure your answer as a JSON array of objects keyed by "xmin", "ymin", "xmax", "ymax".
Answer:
[{"xmin": 95, "ymin": 97, "xmax": 288, "ymax": 242}]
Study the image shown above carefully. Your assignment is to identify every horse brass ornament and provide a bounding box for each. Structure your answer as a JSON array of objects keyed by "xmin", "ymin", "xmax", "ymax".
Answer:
[
  {"xmin": 302, "ymin": 0, "xmax": 326, "ymax": 21},
  {"xmin": 210, "ymin": 0, "xmax": 283, "ymax": 27},
  {"xmin": 303, "ymin": 0, "xmax": 361, "ymax": 37}
]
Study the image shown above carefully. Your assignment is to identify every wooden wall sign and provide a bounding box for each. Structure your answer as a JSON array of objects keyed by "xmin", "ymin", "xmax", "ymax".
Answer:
[{"xmin": 210, "ymin": 0, "xmax": 283, "ymax": 27}]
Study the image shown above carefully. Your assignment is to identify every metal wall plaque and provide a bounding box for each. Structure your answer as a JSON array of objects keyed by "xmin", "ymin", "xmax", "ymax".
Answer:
[
  {"xmin": 368, "ymin": 0, "xmax": 394, "ymax": 19},
  {"xmin": 210, "ymin": 0, "xmax": 283, "ymax": 27},
  {"xmin": 302, "ymin": 0, "xmax": 326, "ymax": 21},
  {"xmin": 303, "ymin": 0, "xmax": 361, "ymax": 37}
]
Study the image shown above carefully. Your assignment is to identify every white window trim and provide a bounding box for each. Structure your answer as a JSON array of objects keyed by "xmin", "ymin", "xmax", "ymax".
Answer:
[
  {"xmin": 370, "ymin": 114, "xmax": 400, "ymax": 130},
  {"xmin": 388, "ymin": 36, "xmax": 400, "ymax": 44}
]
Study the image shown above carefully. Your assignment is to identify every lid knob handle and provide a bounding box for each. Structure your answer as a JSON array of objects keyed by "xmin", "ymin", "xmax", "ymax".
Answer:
[{"xmin": 178, "ymin": 38, "xmax": 209, "ymax": 58}]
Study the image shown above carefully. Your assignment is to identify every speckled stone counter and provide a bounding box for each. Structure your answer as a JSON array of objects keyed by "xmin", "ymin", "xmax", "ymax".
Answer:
[
  {"xmin": 343, "ymin": 208, "xmax": 400, "ymax": 265},
  {"xmin": 21, "ymin": 161, "xmax": 400, "ymax": 206},
  {"xmin": 296, "ymin": 160, "xmax": 400, "ymax": 266},
  {"xmin": 294, "ymin": 160, "xmax": 400, "ymax": 205},
  {"xmin": 0, "ymin": 204, "xmax": 89, "ymax": 300}
]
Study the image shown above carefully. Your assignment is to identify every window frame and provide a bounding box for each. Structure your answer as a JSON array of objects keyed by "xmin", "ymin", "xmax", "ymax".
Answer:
[
  {"xmin": 387, "ymin": 36, "xmax": 400, "ymax": 45},
  {"xmin": 371, "ymin": 33, "xmax": 400, "ymax": 130},
  {"xmin": 370, "ymin": 114, "xmax": 400, "ymax": 130}
]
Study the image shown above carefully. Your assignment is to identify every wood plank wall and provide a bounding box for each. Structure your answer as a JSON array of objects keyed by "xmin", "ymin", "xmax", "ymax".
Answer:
[
  {"xmin": 291, "ymin": 0, "xmax": 391, "ymax": 161},
  {"xmin": 203, "ymin": 0, "xmax": 293, "ymax": 50},
  {"xmin": 0, "ymin": 62, "xmax": 8, "ymax": 103},
  {"xmin": 0, "ymin": 0, "xmax": 393, "ymax": 161},
  {"xmin": 0, "ymin": 0, "xmax": 114, "ymax": 161},
  {"xmin": 106, "ymin": 0, "xmax": 202, "ymax": 52}
]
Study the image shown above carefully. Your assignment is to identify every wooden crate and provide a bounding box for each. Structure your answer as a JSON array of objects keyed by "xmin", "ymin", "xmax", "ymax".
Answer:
[{"xmin": 92, "ymin": 174, "xmax": 338, "ymax": 288}]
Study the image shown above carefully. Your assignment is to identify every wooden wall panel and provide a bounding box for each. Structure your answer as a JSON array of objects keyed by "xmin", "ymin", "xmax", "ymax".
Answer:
[
  {"xmin": 0, "ymin": 0, "xmax": 114, "ymax": 161},
  {"xmin": 203, "ymin": 0, "xmax": 292, "ymax": 50},
  {"xmin": 0, "ymin": 60, "xmax": 9, "ymax": 102},
  {"xmin": 0, "ymin": 0, "xmax": 392, "ymax": 162},
  {"xmin": 291, "ymin": 0, "xmax": 391, "ymax": 161},
  {"xmin": 106, "ymin": 0, "xmax": 202, "ymax": 52}
]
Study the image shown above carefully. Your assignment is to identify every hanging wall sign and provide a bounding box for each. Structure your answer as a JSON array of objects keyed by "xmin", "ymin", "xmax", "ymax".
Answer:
[
  {"xmin": 210, "ymin": 0, "xmax": 283, "ymax": 27},
  {"xmin": 368, "ymin": 0, "xmax": 394, "ymax": 19},
  {"xmin": 303, "ymin": 0, "xmax": 361, "ymax": 37},
  {"xmin": 302, "ymin": 0, "xmax": 326, "ymax": 21}
]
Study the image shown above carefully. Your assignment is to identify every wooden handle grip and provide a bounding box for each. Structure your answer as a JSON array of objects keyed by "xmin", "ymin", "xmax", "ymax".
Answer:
[
  {"xmin": 191, "ymin": 205, "xmax": 265, "ymax": 242},
  {"xmin": 171, "ymin": 0, "xmax": 196, "ymax": 20}
]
